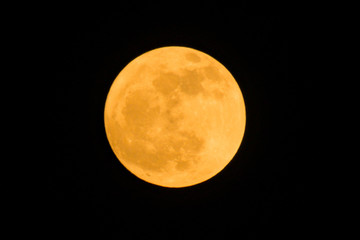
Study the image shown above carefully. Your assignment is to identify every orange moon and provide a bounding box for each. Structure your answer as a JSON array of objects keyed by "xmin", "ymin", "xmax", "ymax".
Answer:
[{"xmin": 104, "ymin": 46, "xmax": 246, "ymax": 188}]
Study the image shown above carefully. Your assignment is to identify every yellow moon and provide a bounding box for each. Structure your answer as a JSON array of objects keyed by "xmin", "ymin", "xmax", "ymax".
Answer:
[{"xmin": 104, "ymin": 46, "xmax": 246, "ymax": 188}]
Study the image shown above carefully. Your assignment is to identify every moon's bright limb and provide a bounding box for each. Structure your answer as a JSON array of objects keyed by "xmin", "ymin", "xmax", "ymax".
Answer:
[{"xmin": 104, "ymin": 46, "xmax": 246, "ymax": 188}]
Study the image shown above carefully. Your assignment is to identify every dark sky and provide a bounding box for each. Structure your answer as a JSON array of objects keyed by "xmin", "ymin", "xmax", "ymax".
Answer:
[{"xmin": 49, "ymin": 6, "xmax": 303, "ymax": 239}]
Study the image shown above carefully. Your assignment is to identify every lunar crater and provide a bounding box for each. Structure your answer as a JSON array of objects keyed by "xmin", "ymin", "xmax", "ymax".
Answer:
[{"xmin": 185, "ymin": 52, "xmax": 201, "ymax": 63}]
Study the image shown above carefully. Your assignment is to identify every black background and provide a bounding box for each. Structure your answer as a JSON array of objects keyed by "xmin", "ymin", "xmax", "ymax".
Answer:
[{"xmin": 49, "ymin": 5, "xmax": 303, "ymax": 239}]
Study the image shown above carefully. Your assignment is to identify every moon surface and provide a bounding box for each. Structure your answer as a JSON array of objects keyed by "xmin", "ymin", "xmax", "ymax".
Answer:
[{"xmin": 104, "ymin": 46, "xmax": 246, "ymax": 188}]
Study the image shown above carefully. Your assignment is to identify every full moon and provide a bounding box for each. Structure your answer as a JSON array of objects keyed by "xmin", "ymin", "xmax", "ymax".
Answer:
[{"xmin": 104, "ymin": 46, "xmax": 246, "ymax": 188}]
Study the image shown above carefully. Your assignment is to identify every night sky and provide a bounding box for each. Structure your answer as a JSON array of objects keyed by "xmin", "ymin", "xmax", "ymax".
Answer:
[{"xmin": 49, "ymin": 5, "xmax": 304, "ymax": 239}]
